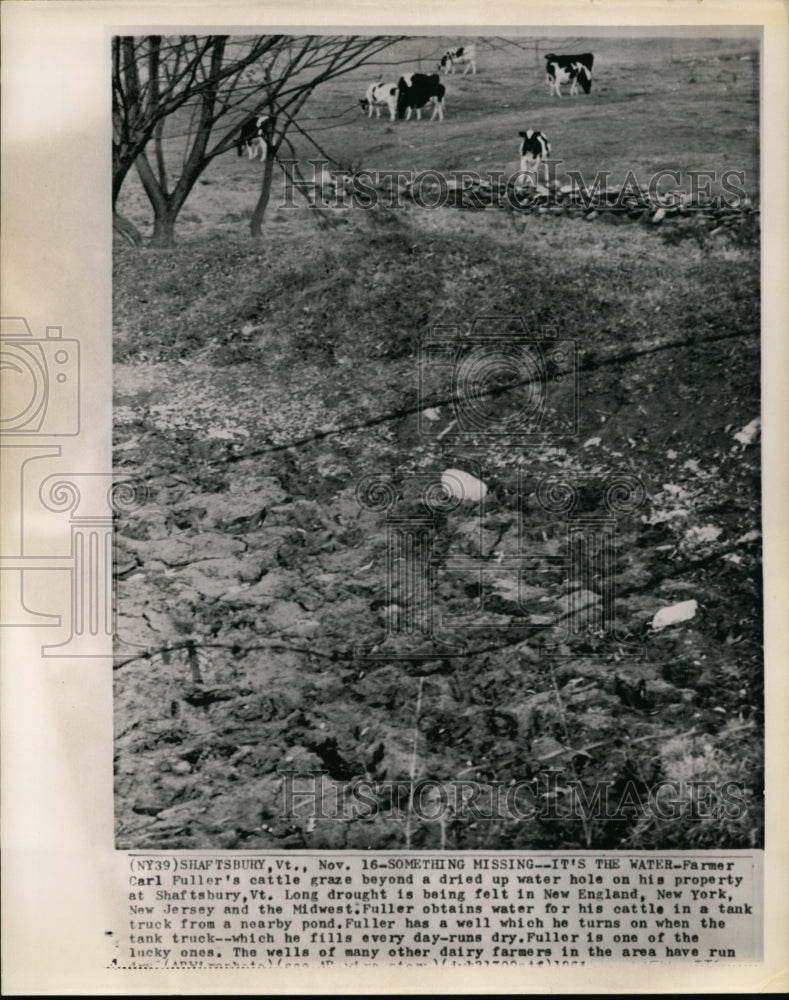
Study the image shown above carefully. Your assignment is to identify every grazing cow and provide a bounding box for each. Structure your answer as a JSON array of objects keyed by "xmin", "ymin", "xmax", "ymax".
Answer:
[
  {"xmin": 544, "ymin": 52, "xmax": 594, "ymax": 96},
  {"xmin": 396, "ymin": 73, "xmax": 446, "ymax": 121},
  {"xmin": 517, "ymin": 129, "xmax": 551, "ymax": 185},
  {"xmin": 438, "ymin": 44, "xmax": 477, "ymax": 75},
  {"xmin": 237, "ymin": 114, "xmax": 270, "ymax": 160},
  {"xmin": 359, "ymin": 81, "xmax": 399, "ymax": 121}
]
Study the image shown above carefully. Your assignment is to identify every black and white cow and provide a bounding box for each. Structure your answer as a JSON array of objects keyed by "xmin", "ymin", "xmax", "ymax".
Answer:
[
  {"xmin": 517, "ymin": 129, "xmax": 551, "ymax": 185},
  {"xmin": 438, "ymin": 43, "xmax": 477, "ymax": 75},
  {"xmin": 359, "ymin": 81, "xmax": 399, "ymax": 121},
  {"xmin": 237, "ymin": 114, "xmax": 270, "ymax": 160},
  {"xmin": 544, "ymin": 53, "xmax": 594, "ymax": 96},
  {"xmin": 396, "ymin": 73, "xmax": 446, "ymax": 121}
]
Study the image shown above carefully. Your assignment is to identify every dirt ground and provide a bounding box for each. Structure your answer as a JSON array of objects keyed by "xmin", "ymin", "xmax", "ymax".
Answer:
[{"xmin": 113, "ymin": 35, "xmax": 763, "ymax": 851}]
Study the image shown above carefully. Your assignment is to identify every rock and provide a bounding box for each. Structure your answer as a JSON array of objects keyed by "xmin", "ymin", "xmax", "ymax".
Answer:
[
  {"xmin": 123, "ymin": 503, "xmax": 172, "ymax": 540},
  {"xmin": 266, "ymin": 499, "xmax": 326, "ymax": 531},
  {"xmin": 684, "ymin": 524, "xmax": 722, "ymax": 545},
  {"xmin": 267, "ymin": 600, "xmax": 319, "ymax": 637},
  {"xmin": 562, "ymin": 590, "xmax": 602, "ymax": 623},
  {"xmin": 115, "ymin": 612, "xmax": 158, "ymax": 647},
  {"xmin": 244, "ymin": 526, "xmax": 297, "ymax": 567},
  {"xmin": 142, "ymin": 607, "xmax": 180, "ymax": 637},
  {"xmin": 732, "ymin": 417, "xmax": 760, "ymax": 447},
  {"xmin": 178, "ymin": 563, "xmax": 237, "ymax": 599},
  {"xmin": 192, "ymin": 532, "xmax": 246, "ymax": 559},
  {"xmin": 129, "ymin": 534, "xmax": 192, "ymax": 565},
  {"xmin": 319, "ymin": 548, "xmax": 377, "ymax": 574},
  {"xmin": 174, "ymin": 478, "xmax": 286, "ymax": 528},
  {"xmin": 223, "ymin": 569, "xmax": 299, "ymax": 606},
  {"xmin": 216, "ymin": 829, "xmax": 240, "ymax": 849},
  {"xmin": 651, "ymin": 599, "xmax": 698, "ymax": 631},
  {"xmin": 441, "ymin": 468, "xmax": 488, "ymax": 503},
  {"xmin": 531, "ymin": 735, "xmax": 568, "ymax": 761},
  {"xmin": 297, "ymin": 588, "xmax": 325, "ymax": 612},
  {"xmin": 238, "ymin": 556, "xmax": 270, "ymax": 583},
  {"xmin": 453, "ymin": 517, "xmax": 500, "ymax": 556},
  {"xmin": 133, "ymin": 789, "xmax": 169, "ymax": 814},
  {"xmin": 488, "ymin": 573, "xmax": 544, "ymax": 605},
  {"xmin": 613, "ymin": 563, "xmax": 653, "ymax": 590},
  {"xmin": 308, "ymin": 572, "xmax": 349, "ymax": 601},
  {"xmin": 155, "ymin": 801, "xmax": 200, "ymax": 824},
  {"xmin": 516, "ymin": 641, "xmax": 541, "ymax": 664}
]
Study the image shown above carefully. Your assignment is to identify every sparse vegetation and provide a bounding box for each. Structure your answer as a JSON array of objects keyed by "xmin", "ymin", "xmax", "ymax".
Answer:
[{"xmin": 114, "ymin": 35, "xmax": 762, "ymax": 851}]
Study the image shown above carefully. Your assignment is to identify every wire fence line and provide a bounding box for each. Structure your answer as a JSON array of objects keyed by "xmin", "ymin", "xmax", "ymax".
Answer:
[{"xmin": 155, "ymin": 328, "xmax": 749, "ymax": 467}]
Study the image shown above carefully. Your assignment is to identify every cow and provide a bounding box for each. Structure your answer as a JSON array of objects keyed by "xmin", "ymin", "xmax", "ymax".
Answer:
[
  {"xmin": 517, "ymin": 129, "xmax": 551, "ymax": 186},
  {"xmin": 237, "ymin": 114, "xmax": 270, "ymax": 160},
  {"xmin": 359, "ymin": 81, "xmax": 399, "ymax": 121},
  {"xmin": 544, "ymin": 52, "xmax": 594, "ymax": 96},
  {"xmin": 396, "ymin": 73, "xmax": 446, "ymax": 121},
  {"xmin": 438, "ymin": 44, "xmax": 477, "ymax": 75}
]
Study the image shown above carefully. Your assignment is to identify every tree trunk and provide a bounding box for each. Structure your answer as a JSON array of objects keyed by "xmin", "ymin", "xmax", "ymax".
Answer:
[
  {"xmin": 249, "ymin": 147, "xmax": 277, "ymax": 239},
  {"xmin": 150, "ymin": 210, "xmax": 178, "ymax": 249},
  {"xmin": 112, "ymin": 36, "xmax": 407, "ymax": 246},
  {"xmin": 136, "ymin": 150, "xmax": 180, "ymax": 248},
  {"xmin": 113, "ymin": 212, "xmax": 143, "ymax": 246}
]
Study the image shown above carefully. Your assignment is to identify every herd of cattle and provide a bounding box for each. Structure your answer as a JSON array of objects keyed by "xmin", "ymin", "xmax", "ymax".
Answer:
[
  {"xmin": 237, "ymin": 46, "xmax": 596, "ymax": 185},
  {"xmin": 356, "ymin": 48, "xmax": 595, "ymax": 125}
]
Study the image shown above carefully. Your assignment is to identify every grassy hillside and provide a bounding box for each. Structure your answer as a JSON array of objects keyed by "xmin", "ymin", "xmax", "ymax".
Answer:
[
  {"xmin": 113, "ymin": 33, "xmax": 762, "ymax": 851},
  {"xmin": 116, "ymin": 34, "xmax": 759, "ymax": 241}
]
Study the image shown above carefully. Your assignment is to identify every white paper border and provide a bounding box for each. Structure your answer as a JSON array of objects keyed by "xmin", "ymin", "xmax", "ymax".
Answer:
[{"xmin": 2, "ymin": 0, "xmax": 787, "ymax": 993}]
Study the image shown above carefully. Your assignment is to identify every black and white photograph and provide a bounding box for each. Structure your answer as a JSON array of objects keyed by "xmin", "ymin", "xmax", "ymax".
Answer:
[
  {"xmin": 112, "ymin": 30, "xmax": 764, "ymax": 852},
  {"xmin": 3, "ymin": 0, "xmax": 788, "ymax": 992}
]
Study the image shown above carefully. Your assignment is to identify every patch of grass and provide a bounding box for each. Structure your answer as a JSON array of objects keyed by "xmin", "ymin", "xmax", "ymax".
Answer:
[{"xmin": 114, "ymin": 207, "xmax": 759, "ymax": 376}]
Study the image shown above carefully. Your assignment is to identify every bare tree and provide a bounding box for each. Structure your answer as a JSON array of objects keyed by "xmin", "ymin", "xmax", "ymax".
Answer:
[
  {"xmin": 112, "ymin": 34, "xmax": 404, "ymax": 246},
  {"xmin": 112, "ymin": 35, "xmax": 283, "ymax": 242}
]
